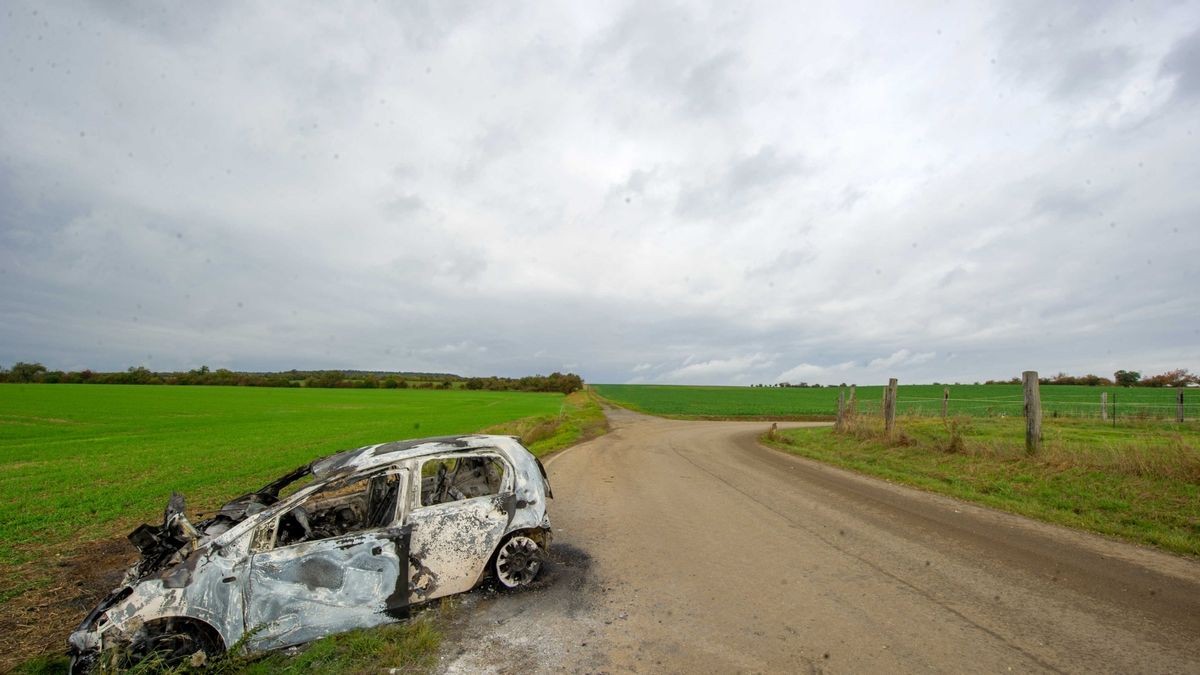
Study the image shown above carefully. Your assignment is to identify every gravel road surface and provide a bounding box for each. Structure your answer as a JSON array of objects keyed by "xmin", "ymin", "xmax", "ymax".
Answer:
[{"xmin": 436, "ymin": 406, "xmax": 1200, "ymax": 674}]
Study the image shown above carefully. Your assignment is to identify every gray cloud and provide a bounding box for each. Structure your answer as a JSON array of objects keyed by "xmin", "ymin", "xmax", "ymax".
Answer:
[
  {"xmin": 676, "ymin": 146, "xmax": 806, "ymax": 219},
  {"xmin": 1162, "ymin": 28, "xmax": 1200, "ymax": 100},
  {"xmin": 1051, "ymin": 46, "xmax": 1135, "ymax": 99},
  {"xmin": 1, "ymin": 0, "xmax": 1198, "ymax": 385},
  {"xmin": 589, "ymin": 3, "xmax": 746, "ymax": 119}
]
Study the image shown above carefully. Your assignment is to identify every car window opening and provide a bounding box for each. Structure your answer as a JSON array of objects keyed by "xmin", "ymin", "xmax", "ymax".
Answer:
[
  {"xmin": 420, "ymin": 456, "xmax": 506, "ymax": 506},
  {"xmin": 275, "ymin": 472, "xmax": 401, "ymax": 547}
]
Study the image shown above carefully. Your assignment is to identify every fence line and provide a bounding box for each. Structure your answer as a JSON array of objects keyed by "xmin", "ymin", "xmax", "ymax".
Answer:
[{"xmin": 844, "ymin": 386, "xmax": 1196, "ymax": 422}]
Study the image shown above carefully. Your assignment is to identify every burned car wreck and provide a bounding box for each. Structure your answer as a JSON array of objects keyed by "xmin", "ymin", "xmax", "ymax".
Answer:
[{"xmin": 68, "ymin": 434, "xmax": 553, "ymax": 672}]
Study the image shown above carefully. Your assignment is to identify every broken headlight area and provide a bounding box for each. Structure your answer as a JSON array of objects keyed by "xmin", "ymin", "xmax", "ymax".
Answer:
[{"xmin": 70, "ymin": 615, "xmax": 223, "ymax": 674}]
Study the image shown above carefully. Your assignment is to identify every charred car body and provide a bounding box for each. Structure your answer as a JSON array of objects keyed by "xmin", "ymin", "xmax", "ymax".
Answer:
[{"xmin": 68, "ymin": 435, "xmax": 553, "ymax": 671}]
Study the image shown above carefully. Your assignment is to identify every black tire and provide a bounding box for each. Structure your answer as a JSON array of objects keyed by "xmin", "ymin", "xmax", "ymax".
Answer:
[{"xmin": 493, "ymin": 534, "xmax": 545, "ymax": 589}]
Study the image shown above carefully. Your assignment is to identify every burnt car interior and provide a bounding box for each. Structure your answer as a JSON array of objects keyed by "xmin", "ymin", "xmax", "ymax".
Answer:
[
  {"xmin": 275, "ymin": 471, "xmax": 401, "ymax": 547},
  {"xmin": 420, "ymin": 455, "xmax": 507, "ymax": 506}
]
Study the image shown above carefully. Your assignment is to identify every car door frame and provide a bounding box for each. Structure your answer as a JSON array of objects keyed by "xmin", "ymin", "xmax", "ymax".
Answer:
[
  {"xmin": 405, "ymin": 450, "xmax": 516, "ymax": 603},
  {"xmin": 242, "ymin": 466, "xmax": 412, "ymax": 650}
]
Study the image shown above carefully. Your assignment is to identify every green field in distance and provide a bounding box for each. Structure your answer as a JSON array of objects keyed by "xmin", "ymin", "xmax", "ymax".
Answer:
[
  {"xmin": 593, "ymin": 383, "xmax": 1197, "ymax": 419},
  {"xmin": 0, "ymin": 384, "xmax": 564, "ymax": 570}
]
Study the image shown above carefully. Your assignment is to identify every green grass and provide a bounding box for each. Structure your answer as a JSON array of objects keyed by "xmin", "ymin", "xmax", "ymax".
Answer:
[
  {"xmin": 11, "ymin": 613, "xmax": 443, "ymax": 675},
  {"xmin": 594, "ymin": 383, "xmax": 1198, "ymax": 419},
  {"xmin": 232, "ymin": 613, "xmax": 442, "ymax": 675},
  {"xmin": 0, "ymin": 384, "xmax": 564, "ymax": 570},
  {"xmin": 9, "ymin": 654, "xmax": 69, "ymax": 675},
  {"xmin": 2, "ymin": 383, "xmax": 586, "ymax": 674},
  {"xmin": 764, "ymin": 416, "xmax": 1200, "ymax": 556}
]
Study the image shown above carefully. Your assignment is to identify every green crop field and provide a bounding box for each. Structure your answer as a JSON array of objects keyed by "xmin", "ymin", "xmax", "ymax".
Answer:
[
  {"xmin": 0, "ymin": 384, "xmax": 564, "ymax": 570},
  {"xmin": 594, "ymin": 383, "xmax": 1198, "ymax": 420}
]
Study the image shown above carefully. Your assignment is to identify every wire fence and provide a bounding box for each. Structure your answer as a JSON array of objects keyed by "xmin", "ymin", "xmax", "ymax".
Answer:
[{"xmin": 849, "ymin": 392, "xmax": 1198, "ymax": 422}]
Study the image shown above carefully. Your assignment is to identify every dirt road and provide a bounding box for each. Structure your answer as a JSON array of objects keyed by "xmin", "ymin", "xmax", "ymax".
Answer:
[{"xmin": 437, "ymin": 407, "xmax": 1200, "ymax": 674}]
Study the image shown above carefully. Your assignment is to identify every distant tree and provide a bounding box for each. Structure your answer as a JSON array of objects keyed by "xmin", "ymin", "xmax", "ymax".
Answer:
[
  {"xmin": 1039, "ymin": 372, "xmax": 1112, "ymax": 386},
  {"xmin": 1114, "ymin": 370, "xmax": 1141, "ymax": 387},
  {"xmin": 9, "ymin": 362, "xmax": 48, "ymax": 382},
  {"xmin": 304, "ymin": 371, "xmax": 344, "ymax": 388},
  {"xmin": 212, "ymin": 368, "xmax": 238, "ymax": 385},
  {"xmin": 548, "ymin": 372, "xmax": 583, "ymax": 394},
  {"xmin": 125, "ymin": 366, "xmax": 161, "ymax": 384},
  {"xmin": 1140, "ymin": 369, "xmax": 1197, "ymax": 388},
  {"xmin": 382, "ymin": 377, "xmax": 399, "ymax": 389}
]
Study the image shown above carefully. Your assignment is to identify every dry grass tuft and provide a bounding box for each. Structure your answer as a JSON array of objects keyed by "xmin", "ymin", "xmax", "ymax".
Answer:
[
  {"xmin": 941, "ymin": 417, "xmax": 969, "ymax": 454},
  {"xmin": 1046, "ymin": 436, "xmax": 1200, "ymax": 482},
  {"xmin": 831, "ymin": 414, "xmax": 1200, "ymax": 481},
  {"xmin": 1, "ymin": 535, "xmax": 135, "ymax": 671}
]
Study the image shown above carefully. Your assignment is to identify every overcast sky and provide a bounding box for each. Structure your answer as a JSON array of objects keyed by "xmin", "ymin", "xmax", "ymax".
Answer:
[{"xmin": 2, "ymin": 1, "xmax": 1198, "ymax": 385}]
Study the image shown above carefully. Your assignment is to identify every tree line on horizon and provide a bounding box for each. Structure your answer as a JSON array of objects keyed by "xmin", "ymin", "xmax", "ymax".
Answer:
[
  {"xmin": 985, "ymin": 369, "xmax": 1199, "ymax": 388},
  {"xmin": 0, "ymin": 362, "xmax": 583, "ymax": 394},
  {"xmin": 750, "ymin": 368, "xmax": 1198, "ymax": 389}
]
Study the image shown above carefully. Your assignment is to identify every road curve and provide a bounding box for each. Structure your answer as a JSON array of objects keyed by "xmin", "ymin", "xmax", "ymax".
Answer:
[{"xmin": 437, "ymin": 406, "xmax": 1200, "ymax": 674}]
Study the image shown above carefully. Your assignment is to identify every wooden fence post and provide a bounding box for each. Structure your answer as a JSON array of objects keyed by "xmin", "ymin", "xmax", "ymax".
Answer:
[
  {"xmin": 1023, "ymin": 371, "xmax": 1042, "ymax": 454},
  {"xmin": 884, "ymin": 378, "xmax": 898, "ymax": 436},
  {"xmin": 848, "ymin": 385, "xmax": 857, "ymax": 416},
  {"xmin": 836, "ymin": 389, "xmax": 846, "ymax": 432},
  {"xmin": 1100, "ymin": 392, "xmax": 1107, "ymax": 421},
  {"xmin": 942, "ymin": 387, "xmax": 949, "ymax": 418},
  {"xmin": 1178, "ymin": 388, "xmax": 1186, "ymax": 423}
]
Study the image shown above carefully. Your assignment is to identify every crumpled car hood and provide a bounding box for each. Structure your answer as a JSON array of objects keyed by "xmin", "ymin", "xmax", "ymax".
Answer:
[{"xmin": 124, "ymin": 464, "xmax": 311, "ymax": 582}]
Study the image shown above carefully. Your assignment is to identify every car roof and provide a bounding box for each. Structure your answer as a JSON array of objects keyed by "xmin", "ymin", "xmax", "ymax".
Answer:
[{"xmin": 310, "ymin": 434, "xmax": 521, "ymax": 480}]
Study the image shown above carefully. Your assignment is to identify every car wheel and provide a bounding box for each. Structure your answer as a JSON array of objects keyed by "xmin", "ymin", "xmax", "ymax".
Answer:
[
  {"xmin": 127, "ymin": 619, "xmax": 222, "ymax": 670},
  {"xmin": 494, "ymin": 535, "xmax": 544, "ymax": 588}
]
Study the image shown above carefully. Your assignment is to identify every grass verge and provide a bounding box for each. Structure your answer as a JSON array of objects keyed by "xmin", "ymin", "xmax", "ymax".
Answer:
[
  {"xmin": 12, "ymin": 608, "xmax": 445, "ymax": 675},
  {"xmin": 482, "ymin": 389, "xmax": 609, "ymax": 457},
  {"xmin": 762, "ymin": 415, "xmax": 1200, "ymax": 556},
  {"xmin": 233, "ymin": 609, "xmax": 444, "ymax": 675}
]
